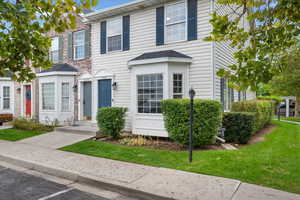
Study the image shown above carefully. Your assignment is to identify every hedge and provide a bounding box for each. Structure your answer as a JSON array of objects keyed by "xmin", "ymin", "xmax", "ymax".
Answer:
[
  {"xmin": 222, "ymin": 112, "xmax": 256, "ymax": 144},
  {"xmin": 97, "ymin": 107, "xmax": 127, "ymax": 139},
  {"xmin": 257, "ymin": 96, "xmax": 283, "ymax": 106},
  {"xmin": 231, "ymin": 100, "xmax": 273, "ymax": 131},
  {"xmin": 161, "ymin": 99, "xmax": 222, "ymax": 147},
  {"xmin": 12, "ymin": 118, "xmax": 54, "ymax": 132}
]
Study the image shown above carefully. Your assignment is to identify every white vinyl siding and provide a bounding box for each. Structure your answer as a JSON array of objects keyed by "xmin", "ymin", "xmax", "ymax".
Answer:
[
  {"xmin": 50, "ymin": 37, "xmax": 59, "ymax": 63},
  {"xmin": 61, "ymin": 82, "xmax": 70, "ymax": 112},
  {"xmin": 92, "ymin": 0, "xmax": 213, "ymax": 130},
  {"xmin": 165, "ymin": 1, "xmax": 187, "ymax": 43},
  {"xmin": 42, "ymin": 83, "xmax": 55, "ymax": 111},
  {"xmin": 107, "ymin": 18, "xmax": 122, "ymax": 52},
  {"xmin": 74, "ymin": 30, "xmax": 85, "ymax": 60}
]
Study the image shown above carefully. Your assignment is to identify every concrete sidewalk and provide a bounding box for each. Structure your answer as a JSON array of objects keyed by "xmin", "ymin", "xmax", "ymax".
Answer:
[{"xmin": 0, "ymin": 140, "xmax": 299, "ymax": 200}]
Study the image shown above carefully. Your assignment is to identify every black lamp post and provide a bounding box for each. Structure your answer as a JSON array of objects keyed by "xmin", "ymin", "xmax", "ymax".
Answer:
[{"xmin": 189, "ymin": 88, "xmax": 196, "ymax": 163}]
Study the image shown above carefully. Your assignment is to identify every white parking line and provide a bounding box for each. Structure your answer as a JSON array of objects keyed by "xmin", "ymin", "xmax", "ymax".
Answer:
[{"xmin": 38, "ymin": 188, "xmax": 74, "ymax": 200}]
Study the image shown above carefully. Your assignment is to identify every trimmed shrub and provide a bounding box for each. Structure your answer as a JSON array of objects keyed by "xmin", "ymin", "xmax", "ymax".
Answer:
[
  {"xmin": 0, "ymin": 114, "xmax": 13, "ymax": 123},
  {"xmin": 161, "ymin": 99, "xmax": 222, "ymax": 147},
  {"xmin": 12, "ymin": 118, "xmax": 54, "ymax": 132},
  {"xmin": 97, "ymin": 107, "xmax": 127, "ymax": 139},
  {"xmin": 257, "ymin": 96, "xmax": 282, "ymax": 113},
  {"xmin": 222, "ymin": 112, "xmax": 255, "ymax": 144},
  {"xmin": 231, "ymin": 100, "xmax": 273, "ymax": 131}
]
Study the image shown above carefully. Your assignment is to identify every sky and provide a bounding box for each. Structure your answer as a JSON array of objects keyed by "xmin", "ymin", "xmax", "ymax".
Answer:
[{"xmin": 94, "ymin": 0, "xmax": 135, "ymax": 10}]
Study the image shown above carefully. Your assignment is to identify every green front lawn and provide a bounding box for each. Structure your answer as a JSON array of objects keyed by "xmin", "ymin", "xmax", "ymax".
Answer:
[
  {"xmin": 282, "ymin": 117, "xmax": 300, "ymax": 123},
  {"xmin": 0, "ymin": 129, "xmax": 46, "ymax": 141},
  {"xmin": 61, "ymin": 121, "xmax": 300, "ymax": 194}
]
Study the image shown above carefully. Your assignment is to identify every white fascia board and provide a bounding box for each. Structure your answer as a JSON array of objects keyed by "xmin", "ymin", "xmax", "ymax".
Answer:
[
  {"xmin": 0, "ymin": 77, "xmax": 12, "ymax": 81},
  {"xmin": 37, "ymin": 71, "xmax": 78, "ymax": 77},
  {"xmin": 128, "ymin": 57, "xmax": 192, "ymax": 68}
]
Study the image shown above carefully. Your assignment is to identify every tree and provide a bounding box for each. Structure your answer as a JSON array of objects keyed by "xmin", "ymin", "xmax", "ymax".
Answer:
[
  {"xmin": 206, "ymin": 0, "xmax": 300, "ymax": 91},
  {"xmin": 0, "ymin": 0, "xmax": 97, "ymax": 82},
  {"xmin": 269, "ymin": 43, "xmax": 300, "ymax": 117}
]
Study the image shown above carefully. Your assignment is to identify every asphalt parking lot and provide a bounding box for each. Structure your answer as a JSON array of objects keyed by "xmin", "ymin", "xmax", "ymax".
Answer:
[{"xmin": 0, "ymin": 165, "xmax": 118, "ymax": 200}]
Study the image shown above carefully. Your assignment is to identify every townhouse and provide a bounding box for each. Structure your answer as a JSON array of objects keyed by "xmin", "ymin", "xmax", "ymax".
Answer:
[{"xmin": 81, "ymin": 0, "xmax": 255, "ymax": 137}]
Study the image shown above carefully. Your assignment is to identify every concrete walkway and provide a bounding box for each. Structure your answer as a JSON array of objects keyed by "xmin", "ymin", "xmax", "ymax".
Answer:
[
  {"xmin": 17, "ymin": 131, "xmax": 94, "ymax": 149},
  {"xmin": 0, "ymin": 140, "xmax": 299, "ymax": 200}
]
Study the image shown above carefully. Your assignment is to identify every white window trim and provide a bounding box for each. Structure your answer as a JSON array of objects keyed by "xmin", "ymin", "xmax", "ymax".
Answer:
[
  {"xmin": 73, "ymin": 30, "xmax": 86, "ymax": 60},
  {"xmin": 50, "ymin": 36, "xmax": 59, "ymax": 63},
  {"xmin": 61, "ymin": 82, "xmax": 71, "ymax": 112},
  {"xmin": 106, "ymin": 17, "xmax": 123, "ymax": 52},
  {"xmin": 2, "ymin": 86, "xmax": 10, "ymax": 110},
  {"xmin": 41, "ymin": 82, "xmax": 55, "ymax": 111},
  {"xmin": 172, "ymin": 73, "xmax": 184, "ymax": 99},
  {"xmin": 164, "ymin": 0, "xmax": 188, "ymax": 44}
]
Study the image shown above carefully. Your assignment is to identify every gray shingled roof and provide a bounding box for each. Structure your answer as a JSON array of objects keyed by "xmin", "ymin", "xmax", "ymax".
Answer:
[
  {"xmin": 40, "ymin": 64, "xmax": 78, "ymax": 73},
  {"xmin": 130, "ymin": 50, "xmax": 192, "ymax": 61}
]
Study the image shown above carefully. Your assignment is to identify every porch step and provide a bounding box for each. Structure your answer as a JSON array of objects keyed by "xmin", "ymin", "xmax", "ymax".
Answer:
[{"xmin": 55, "ymin": 125, "xmax": 98, "ymax": 136}]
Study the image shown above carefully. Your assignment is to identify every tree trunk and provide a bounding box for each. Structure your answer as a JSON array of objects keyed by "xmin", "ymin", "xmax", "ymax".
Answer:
[{"xmin": 294, "ymin": 95, "xmax": 300, "ymax": 117}]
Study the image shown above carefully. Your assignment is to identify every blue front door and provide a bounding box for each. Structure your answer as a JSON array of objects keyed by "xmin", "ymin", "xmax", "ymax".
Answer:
[{"xmin": 98, "ymin": 79, "xmax": 112, "ymax": 108}]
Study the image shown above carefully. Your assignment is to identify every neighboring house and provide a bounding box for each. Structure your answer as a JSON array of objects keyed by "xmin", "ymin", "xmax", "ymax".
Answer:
[
  {"xmin": 0, "ymin": 73, "xmax": 15, "ymax": 116},
  {"xmin": 82, "ymin": 0, "xmax": 256, "ymax": 137},
  {"xmin": 36, "ymin": 15, "xmax": 91, "ymax": 124}
]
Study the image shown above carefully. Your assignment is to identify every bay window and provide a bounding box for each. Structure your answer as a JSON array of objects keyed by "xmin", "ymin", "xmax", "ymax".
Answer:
[
  {"xmin": 61, "ymin": 83, "xmax": 70, "ymax": 112},
  {"xmin": 50, "ymin": 37, "xmax": 59, "ymax": 63},
  {"xmin": 42, "ymin": 83, "xmax": 55, "ymax": 110},
  {"xmin": 107, "ymin": 18, "xmax": 122, "ymax": 52},
  {"xmin": 137, "ymin": 74, "xmax": 163, "ymax": 114},
  {"xmin": 165, "ymin": 2, "xmax": 186, "ymax": 43},
  {"xmin": 3, "ymin": 86, "xmax": 10, "ymax": 109},
  {"xmin": 74, "ymin": 30, "xmax": 85, "ymax": 60}
]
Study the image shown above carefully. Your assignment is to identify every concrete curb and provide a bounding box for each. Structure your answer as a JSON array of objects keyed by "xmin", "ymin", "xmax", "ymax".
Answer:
[{"xmin": 0, "ymin": 154, "xmax": 172, "ymax": 200}]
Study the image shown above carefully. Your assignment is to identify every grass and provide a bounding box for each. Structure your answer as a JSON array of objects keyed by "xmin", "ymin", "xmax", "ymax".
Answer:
[
  {"xmin": 0, "ymin": 129, "xmax": 46, "ymax": 141},
  {"xmin": 61, "ymin": 121, "xmax": 300, "ymax": 194},
  {"xmin": 282, "ymin": 117, "xmax": 300, "ymax": 123}
]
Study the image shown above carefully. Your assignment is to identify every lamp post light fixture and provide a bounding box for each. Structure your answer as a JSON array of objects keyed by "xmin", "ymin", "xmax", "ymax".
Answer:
[{"xmin": 188, "ymin": 87, "xmax": 196, "ymax": 163}]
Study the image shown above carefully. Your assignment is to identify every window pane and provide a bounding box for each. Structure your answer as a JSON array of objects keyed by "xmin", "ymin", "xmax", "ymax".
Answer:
[
  {"xmin": 42, "ymin": 83, "xmax": 55, "ymax": 110},
  {"xmin": 75, "ymin": 46, "xmax": 85, "ymax": 60},
  {"xmin": 74, "ymin": 31, "xmax": 85, "ymax": 46},
  {"xmin": 51, "ymin": 37, "xmax": 59, "ymax": 51},
  {"xmin": 137, "ymin": 74, "xmax": 163, "ymax": 114},
  {"xmin": 166, "ymin": 2, "xmax": 186, "ymax": 24},
  {"xmin": 173, "ymin": 74, "xmax": 183, "ymax": 99},
  {"xmin": 108, "ymin": 35, "xmax": 122, "ymax": 52},
  {"xmin": 61, "ymin": 83, "xmax": 70, "ymax": 112},
  {"xmin": 51, "ymin": 50, "xmax": 59, "ymax": 62},
  {"xmin": 107, "ymin": 18, "xmax": 122, "ymax": 36},
  {"xmin": 166, "ymin": 23, "xmax": 186, "ymax": 42},
  {"xmin": 3, "ymin": 86, "xmax": 10, "ymax": 109}
]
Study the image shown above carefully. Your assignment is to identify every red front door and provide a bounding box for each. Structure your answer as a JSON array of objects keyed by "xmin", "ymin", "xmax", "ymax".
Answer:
[{"xmin": 25, "ymin": 85, "xmax": 31, "ymax": 116}]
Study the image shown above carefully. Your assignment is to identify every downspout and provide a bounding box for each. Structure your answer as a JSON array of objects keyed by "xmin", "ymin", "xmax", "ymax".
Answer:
[{"xmin": 211, "ymin": 0, "xmax": 216, "ymax": 100}]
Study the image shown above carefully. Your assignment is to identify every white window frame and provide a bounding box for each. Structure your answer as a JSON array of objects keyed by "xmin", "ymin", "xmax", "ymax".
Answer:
[
  {"xmin": 41, "ymin": 82, "xmax": 55, "ymax": 111},
  {"xmin": 61, "ymin": 82, "xmax": 70, "ymax": 112},
  {"xmin": 164, "ymin": 1, "xmax": 188, "ymax": 44},
  {"xmin": 50, "ymin": 36, "xmax": 59, "ymax": 63},
  {"xmin": 3, "ymin": 86, "xmax": 10, "ymax": 110},
  {"xmin": 172, "ymin": 73, "xmax": 184, "ymax": 99},
  {"xmin": 137, "ymin": 73, "xmax": 164, "ymax": 114},
  {"xmin": 73, "ymin": 30, "xmax": 85, "ymax": 60},
  {"xmin": 106, "ymin": 17, "xmax": 123, "ymax": 52}
]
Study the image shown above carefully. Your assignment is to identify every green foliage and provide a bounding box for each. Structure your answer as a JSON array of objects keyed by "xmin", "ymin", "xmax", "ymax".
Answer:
[
  {"xmin": 97, "ymin": 107, "xmax": 127, "ymax": 139},
  {"xmin": 12, "ymin": 118, "xmax": 54, "ymax": 132},
  {"xmin": 206, "ymin": 0, "xmax": 300, "ymax": 90},
  {"xmin": 222, "ymin": 112, "xmax": 255, "ymax": 144},
  {"xmin": 0, "ymin": 0, "xmax": 97, "ymax": 82},
  {"xmin": 161, "ymin": 99, "xmax": 222, "ymax": 147},
  {"xmin": 0, "ymin": 114, "xmax": 13, "ymax": 123},
  {"xmin": 257, "ymin": 96, "xmax": 283, "ymax": 107},
  {"xmin": 231, "ymin": 100, "xmax": 273, "ymax": 132}
]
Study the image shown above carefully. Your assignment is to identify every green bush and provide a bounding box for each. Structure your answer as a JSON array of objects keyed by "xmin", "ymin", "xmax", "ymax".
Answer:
[
  {"xmin": 257, "ymin": 96, "xmax": 283, "ymax": 106},
  {"xmin": 231, "ymin": 100, "xmax": 273, "ymax": 131},
  {"xmin": 12, "ymin": 118, "xmax": 54, "ymax": 132},
  {"xmin": 222, "ymin": 112, "xmax": 256, "ymax": 144},
  {"xmin": 97, "ymin": 107, "xmax": 127, "ymax": 139},
  {"xmin": 161, "ymin": 99, "xmax": 222, "ymax": 147}
]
